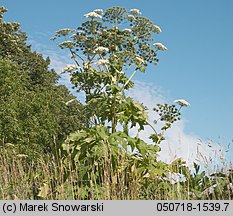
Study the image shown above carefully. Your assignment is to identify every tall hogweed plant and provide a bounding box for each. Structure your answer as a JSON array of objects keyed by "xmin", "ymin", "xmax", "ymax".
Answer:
[{"xmin": 53, "ymin": 7, "xmax": 189, "ymax": 198}]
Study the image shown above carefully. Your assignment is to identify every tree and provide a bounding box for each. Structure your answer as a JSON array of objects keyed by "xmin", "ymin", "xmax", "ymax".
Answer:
[
  {"xmin": 0, "ymin": 6, "xmax": 85, "ymax": 153},
  {"xmin": 0, "ymin": 58, "xmax": 28, "ymax": 144}
]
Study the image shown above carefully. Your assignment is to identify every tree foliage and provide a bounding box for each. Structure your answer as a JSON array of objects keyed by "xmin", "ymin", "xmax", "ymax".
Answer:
[{"xmin": 0, "ymin": 6, "xmax": 85, "ymax": 153}]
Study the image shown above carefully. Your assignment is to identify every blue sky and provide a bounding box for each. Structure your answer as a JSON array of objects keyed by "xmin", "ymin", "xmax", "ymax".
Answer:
[{"xmin": 2, "ymin": 0, "xmax": 233, "ymax": 162}]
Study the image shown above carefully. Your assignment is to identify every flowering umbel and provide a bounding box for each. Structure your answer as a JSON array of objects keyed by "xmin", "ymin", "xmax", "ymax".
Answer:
[
  {"xmin": 129, "ymin": 9, "xmax": 141, "ymax": 15},
  {"xmin": 154, "ymin": 25, "xmax": 162, "ymax": 34},
  {"xmin": 174, "ymin": 99, "xmax": 190, "ymax": 107},
  {"xmin": 153, "ymin": 43, "xmax": 168, "ymax": 51},
  {"xmin": 93, "ymin": 9, "xmax": 103, "ymax": 15},
  {"xmin": 93, "ymin": 46, "xmax": 109, "ymax": 53},
  {"xmin": 55, "ymin": 28, "xmax": 74, "ymax": 36},
  {"xmin": 84, "ymin": 11, "xmax": 102, "ymax": 19},
  {"xmin": 53, "ymin": 6, "xmax": 169, "ymax": 96},
  {"xmin": 94, "ymin": 59, "xmax": 109, "ymax": 65},
  {"xmin": 62, "ymin": 64, "xmax": 80, "ymax": 73}
]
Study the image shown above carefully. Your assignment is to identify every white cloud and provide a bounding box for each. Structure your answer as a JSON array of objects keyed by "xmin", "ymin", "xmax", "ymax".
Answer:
[{"xmin": 128, "ymin": 81, "xmax": 221, "ymax": 167}]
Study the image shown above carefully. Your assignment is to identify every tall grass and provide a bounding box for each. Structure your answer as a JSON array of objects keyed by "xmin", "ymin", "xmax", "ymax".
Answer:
[{"xmin": 0, "ymin": 143, "xmax": 232, "ymax": 200}]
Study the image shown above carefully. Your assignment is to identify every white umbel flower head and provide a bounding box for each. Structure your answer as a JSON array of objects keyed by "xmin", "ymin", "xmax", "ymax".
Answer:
[
  {"xmin": 174, "ymin": 99, "xmax": 190, "ymax": 107},
  {"xmin": 55, "ymin": 28, "xmax": 74, "ymax": 36},
  {"xmin": 93, "ymin": 46, "xmax": 109, "ymax": 53},
  {"xmin": 94, "ymin": 59, "xmax": 109, "ymax": 65},
  {"xmin": 62, "ymin": 64, "xmax": 80, "ymax": 73},
  {"xmin": 127, "ymin": 14, "xmax": 136, "ymax": 21},
  {"xmin": 84, "ymin": 11, "xmax": 102, "ymax": 19},
  {"xmin": 129, "ymin": 9, "xmax": 141, "ymax": 15},
  {"xmin": 153, "ymin": 42, "xmax": 168, "ymax": 51},
  {"xmin": 93, "ymin": 9, "xmax": 103, "ymax": 15},
  {"xmin": 123, "ymin": 28, "xmax": 132, "ymax": 33},
  {"xmin": 59, "ymin": 41, "xmax": 76, "ymax": 49},
  {"xmin": 154, "ymin": 25, "xmax": 162, "ymax": 34}
]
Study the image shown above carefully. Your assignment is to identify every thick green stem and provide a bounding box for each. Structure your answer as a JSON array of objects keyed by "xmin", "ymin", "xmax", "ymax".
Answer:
[
  {"xmin": 112, "ymin": 97, "xmax": 117, "ymax": 133},
  {"xmin": 111, "ymin": 18, "xmax": 118, "ymax": 134}
]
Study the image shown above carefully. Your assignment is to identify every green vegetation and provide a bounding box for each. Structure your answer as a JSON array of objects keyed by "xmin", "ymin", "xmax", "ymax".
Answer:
[
  {"xmin": 0, "ymin": 6, "xmax": 84, "ymax": 155},
  {"xmin": 0, "ymin": 6, "xmax": 232, "ymax": 200}
]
